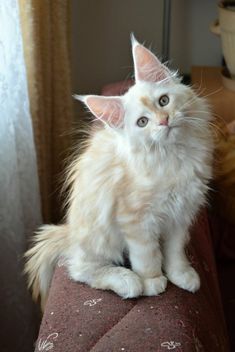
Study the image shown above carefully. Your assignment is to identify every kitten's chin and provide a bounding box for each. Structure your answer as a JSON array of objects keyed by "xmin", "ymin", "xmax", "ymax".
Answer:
[
  {"xmin": 151, "ymin": 125, "xmax": 181, "ymax": 145},
  {"xmin": 159, "ymin": 125, "xmax": 175, "ymax": 139}
]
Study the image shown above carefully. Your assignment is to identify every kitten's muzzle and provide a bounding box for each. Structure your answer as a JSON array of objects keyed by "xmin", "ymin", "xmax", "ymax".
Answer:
[{"xmin": 159, "ymin": 116, "xmax": 169, "ymax": 126}]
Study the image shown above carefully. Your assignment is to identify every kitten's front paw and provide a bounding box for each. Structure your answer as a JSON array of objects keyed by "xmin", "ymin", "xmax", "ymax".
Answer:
[
  {"xmin": 143, "ymin": 275, "xmax": 167, "ymax": 296},
  {"xmin": 167, "ymin": 267, "xmax": 200, "ymax": 293},
  {"xmin": 115, "ymin": 270, "xmax": 143, "ymax": 298}
]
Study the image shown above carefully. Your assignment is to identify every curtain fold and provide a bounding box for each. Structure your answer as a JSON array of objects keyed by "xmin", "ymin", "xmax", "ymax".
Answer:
[
  {"xmin": 19, "ymin": 0, "xmax": 73, "ymax": 222},
  {"xmin": 0, "ymin": 1, "xmax": 73, "ymax": 350},
  {"xmin": 0, "ymin": 1, "xmax": 42, "ymax": 351}
]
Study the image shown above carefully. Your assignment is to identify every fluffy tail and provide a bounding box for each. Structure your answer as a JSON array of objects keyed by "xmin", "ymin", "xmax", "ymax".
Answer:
[{"xmin": 24, "ymin": 224, "xmax": 68, "ymax": 310}]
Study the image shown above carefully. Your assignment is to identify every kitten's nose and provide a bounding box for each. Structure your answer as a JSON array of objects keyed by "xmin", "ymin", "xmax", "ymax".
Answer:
[{"xmin": 159, "ymin": 116, "xmax": 169, "ymax": 126}]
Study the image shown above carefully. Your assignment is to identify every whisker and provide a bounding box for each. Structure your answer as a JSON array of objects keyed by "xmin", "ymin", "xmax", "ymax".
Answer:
[
  {"xmin": 184, "ymin": 109, "xmax": 210, "ymax": 115},
  {"xmin": 180, "ymin": 98, "xmax": 196, "ymax": 111},
  {"xmin": 183, "ymin": 109, "xmax": 227, "ymax": 125},
  {"xmin": 188, "ymin": 67, "xmax": 206, "ymax": 97},
  {"xmin": 200, "ymin": 87, "xmax": 223, "ymax": 100},
  {"xmin": 178, "ymin": 114, "xmax": 226, "ymax": 139},
  {"xmin": 179, "ymin": 86, "xmax": 223, "ymax": 115}
]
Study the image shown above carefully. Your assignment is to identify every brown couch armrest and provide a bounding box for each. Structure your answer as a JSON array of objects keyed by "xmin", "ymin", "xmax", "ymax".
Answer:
[{"xmin": 34, "ymin": 211, "xmax": 229, "ymax": 352}]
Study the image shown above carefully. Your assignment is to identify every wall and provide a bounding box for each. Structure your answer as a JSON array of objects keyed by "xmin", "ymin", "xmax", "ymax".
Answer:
[
  {"xmin": 71, "ymin": 0, "xmax": 163, "ymax": 95},
  {"xmin": 71, "ymin": 0, "xmax": 222, "ymax": 96},
  {"xmin": 170, "ymin": 0, "xmax": 221, "ymax": 73}
]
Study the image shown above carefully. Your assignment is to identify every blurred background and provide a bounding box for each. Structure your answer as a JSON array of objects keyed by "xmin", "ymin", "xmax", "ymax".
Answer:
[
  {"xmin": 71, "ymin": 0, "xmax": 221, "ymax": 96},
  {"xmin": 0, "ymin": 1, "xmax": 230, "ymax": 351}
]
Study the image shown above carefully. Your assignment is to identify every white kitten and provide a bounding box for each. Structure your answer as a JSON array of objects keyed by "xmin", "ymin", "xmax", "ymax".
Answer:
[{"xmin": 25, "ymin": 35, "xmax": 214, "ymax": 310}]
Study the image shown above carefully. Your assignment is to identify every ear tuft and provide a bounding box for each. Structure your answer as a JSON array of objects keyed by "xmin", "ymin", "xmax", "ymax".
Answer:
[
  {"xmin": 73, "ymin": 94, "xmax": 86, "ymax": 102},
  {"xmin": 130, "ymin": 33, "xmax": 139, "ymax": 48},
  {"xmin": 131, "ymin": 36, "xmax": 172, "ymax": 83}
]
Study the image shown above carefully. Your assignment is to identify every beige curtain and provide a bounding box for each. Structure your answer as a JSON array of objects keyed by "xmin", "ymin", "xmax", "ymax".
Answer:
[{"xmin": 19, "ymin": 0, "xmax": 73, "ymax": 222}]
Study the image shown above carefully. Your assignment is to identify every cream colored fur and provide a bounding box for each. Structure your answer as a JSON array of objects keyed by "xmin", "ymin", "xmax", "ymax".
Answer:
[
  {"xmin": 24, "ymin": 224, "xmax": 68, "ymax": 310},
  {"xmin": 25, "ymin": 36, "xmax": 214, "ymax": 310}
]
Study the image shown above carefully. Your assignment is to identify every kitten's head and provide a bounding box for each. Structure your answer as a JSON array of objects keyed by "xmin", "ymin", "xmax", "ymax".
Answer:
[{"xmin": 75, "ymin": 35, "xmax": 211, "ymax": 149}]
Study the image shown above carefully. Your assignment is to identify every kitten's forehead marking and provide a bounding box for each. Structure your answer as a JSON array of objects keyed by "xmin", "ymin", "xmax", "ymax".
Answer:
[{"xmin": 140, "ymin": 96, "xmax": 157, "ymax": 113}]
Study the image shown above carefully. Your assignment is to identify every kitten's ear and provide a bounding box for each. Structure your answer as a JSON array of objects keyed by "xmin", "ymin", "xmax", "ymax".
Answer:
[
  {"xmin": 131, "ymin": 34, "xmax": 171, "ymax": 83},
  {"xmin": 74, "ymin": 95, "xmax": 124, "ymax": 127}
]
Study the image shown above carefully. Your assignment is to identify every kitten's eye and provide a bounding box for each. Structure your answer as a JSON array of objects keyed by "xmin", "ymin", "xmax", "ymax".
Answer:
[
  {"xmin": 159, "ymin": 94, "xmax": 169, "ymax": 107},
  {"xmin": 137, "ymin": 116, "xmax": 149, "ymax": 127}
]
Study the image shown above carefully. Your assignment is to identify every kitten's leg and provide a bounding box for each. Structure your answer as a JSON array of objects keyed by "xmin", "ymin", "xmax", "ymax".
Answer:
[
  {"xmin": 163, "ymin": 227, "xmax": 200, "ymax": 292},
  {"xmin": 127, "ymin": 238, "xmax": 167, "ymax": 296},
  {"xmin": 68, "ymin": 258, "xmax": 143, "ymax": 298}
]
